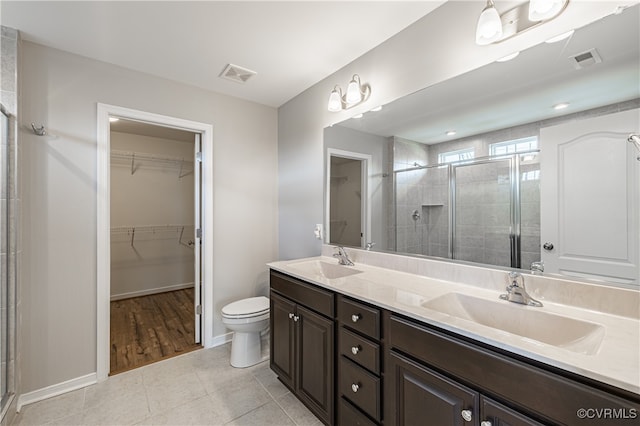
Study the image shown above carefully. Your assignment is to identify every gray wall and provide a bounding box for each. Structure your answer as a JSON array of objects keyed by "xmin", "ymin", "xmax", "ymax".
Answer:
[
  {"xmin": 20, "ymin": 41, "xmax": 278, "ymax": 393},
  {"xmin": 277, "ymin": 1, "xmax": 616, "ymax": 261}
]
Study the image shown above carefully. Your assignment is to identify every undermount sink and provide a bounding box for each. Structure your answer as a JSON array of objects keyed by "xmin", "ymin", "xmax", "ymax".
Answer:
[
  {"xmin": 421, "ymin": 293, "xmax": 605, "ymax": 355},
  {"xmin": 288, "ymin": 260, "xmax": 363, "ymax": 280}
]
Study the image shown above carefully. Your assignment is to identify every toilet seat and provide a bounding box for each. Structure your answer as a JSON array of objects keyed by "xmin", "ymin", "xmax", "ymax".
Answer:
[{"xmin": 222, "ymin": 296, "xmax": 269, "ymax": 319}]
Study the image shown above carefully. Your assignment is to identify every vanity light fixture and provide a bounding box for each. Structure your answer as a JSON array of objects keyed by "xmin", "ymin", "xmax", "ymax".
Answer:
[
  {"xmin": 475, "ymin": 0, "xmax": 570, "ymax": 46},
  {"xmin": 529, "ymin": 0, "xmax": 567, "ymax": 21},
  {"xmin": 476, "ymin": 0, "xmax": 503, "ymax": 46},
  {"xmin": 327, "ymin": 74, "xmax": 371, "ymax": 112},
  {"xmin": 553, "ymin": 102, "xmax": 569, "ymax": 110}
]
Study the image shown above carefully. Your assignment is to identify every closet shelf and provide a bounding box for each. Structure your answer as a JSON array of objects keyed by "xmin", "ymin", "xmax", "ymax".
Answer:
[
  {"xmin": 111, "ymin": 224, "xmax": 196, "ymax": 247},
  {"xmin": 111, "ymin": 150, "xmax": 194, "ymax": 178}
]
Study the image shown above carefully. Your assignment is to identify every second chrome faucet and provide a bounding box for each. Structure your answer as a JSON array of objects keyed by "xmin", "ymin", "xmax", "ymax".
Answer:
[
  {"xmin": 500, "ymin": 271, "xmax": 543, "ymax": 307},
  {"xmin": 333, "ymin": 246, "xmax": 354, "ymax": 266}
]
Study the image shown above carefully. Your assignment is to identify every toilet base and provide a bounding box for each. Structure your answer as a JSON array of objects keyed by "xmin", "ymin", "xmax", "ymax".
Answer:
[{"xmin": 230, "ymin": 331, "xmax": 262, "ymax": 368}]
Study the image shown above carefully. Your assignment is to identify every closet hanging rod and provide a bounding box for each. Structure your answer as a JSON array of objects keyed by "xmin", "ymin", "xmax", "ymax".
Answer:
[{"xmin": 110, "ymin": 150, "xmax": 194, "ymax": 166}]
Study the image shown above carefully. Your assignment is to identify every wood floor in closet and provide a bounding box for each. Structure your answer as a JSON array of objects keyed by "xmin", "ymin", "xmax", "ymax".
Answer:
[{"xmin": 110, "ymin": 288, "xmax": 201, "ymax": 375}]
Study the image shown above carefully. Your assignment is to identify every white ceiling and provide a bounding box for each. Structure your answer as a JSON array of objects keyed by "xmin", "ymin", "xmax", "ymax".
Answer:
[{"xmin": 1, "ymin": 1, "xmax": 445, "ymax": 108}]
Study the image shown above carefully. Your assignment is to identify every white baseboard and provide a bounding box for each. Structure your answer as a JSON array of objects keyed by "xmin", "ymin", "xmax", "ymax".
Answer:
[
  {"xmin": 210, "ymin": 332, "xmax": 233, "ymax": 348},
  {"xmin": 17, "ymin": 373, "xmax": 97, "ymax": 412},
  {"xmin": 110, "ymin": 282, "xmax": 194, "ymax": 301}
]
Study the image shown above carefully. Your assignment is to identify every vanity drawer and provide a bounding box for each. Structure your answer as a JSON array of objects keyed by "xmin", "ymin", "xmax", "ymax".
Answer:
[
  {"xmin": 339, "ymin": 357, "xmax": 381, "ymax": 421},
  {"xmin": 270, "ymin": 270, "xmax": 334, "ymax": 318},
  {"xmin": 339, "ymin": 327, "xmax": 380, "ymax": 374},
  {"xmin": 338, "ymin": 397, "xmax": 377, "ymax": 426},
  {"xmin": 338, "ymin": 296, "xmax": 380, "ymax": 339}
]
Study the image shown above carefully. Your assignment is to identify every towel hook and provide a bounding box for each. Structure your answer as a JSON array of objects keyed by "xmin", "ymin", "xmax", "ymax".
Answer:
[{"xmin": 31, "ymin": 123, "xmax": 46, "ymax": 136}]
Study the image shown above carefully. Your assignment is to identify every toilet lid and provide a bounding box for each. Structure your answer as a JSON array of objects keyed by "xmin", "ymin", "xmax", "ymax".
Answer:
[{"xmin": 222, "ymin": 296, "xmax": 269, "ymax": 318}]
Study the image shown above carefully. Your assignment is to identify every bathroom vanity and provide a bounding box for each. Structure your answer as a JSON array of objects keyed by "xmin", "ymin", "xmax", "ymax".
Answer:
[{"xmin": 269, "ymin": 253, "xmax": 640, "ymax": 426}]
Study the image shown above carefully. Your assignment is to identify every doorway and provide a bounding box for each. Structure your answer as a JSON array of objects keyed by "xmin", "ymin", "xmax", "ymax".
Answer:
[
  {"xmin": 109, "ymin": 119, "xmax": 201, "ymax": 374},
  {"xmin": 97, "ymin": 104, "xmax": 214, "ymax": 381},
  {"xmin": 326, "ymin": 149, "xmax": 371, "ymax": 248}
]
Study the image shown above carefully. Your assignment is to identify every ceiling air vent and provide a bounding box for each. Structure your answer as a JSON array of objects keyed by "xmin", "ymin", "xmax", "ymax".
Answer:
[
  {"xmin": 569, "ymin": 48, "xmax": 602, "ymax": 70},
  {"xmin": 219, "ymin": 64, "xmax": 257, "ymax": 84}
]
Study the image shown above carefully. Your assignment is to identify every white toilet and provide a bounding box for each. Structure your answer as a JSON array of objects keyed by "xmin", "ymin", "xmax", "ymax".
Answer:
[{"xmin": 221, "ymin": 296, "xmax": 270, "ymax": 368}]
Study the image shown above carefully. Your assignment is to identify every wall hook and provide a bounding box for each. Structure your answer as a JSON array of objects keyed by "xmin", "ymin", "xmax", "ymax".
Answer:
[{"xmin": 31, "ymin": 123, "xmax": 46, "ymax": 136}]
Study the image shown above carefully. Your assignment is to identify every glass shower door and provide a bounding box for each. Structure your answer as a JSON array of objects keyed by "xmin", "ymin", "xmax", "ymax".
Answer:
[
  {"xmin": 0, "ymin": 110, "xmax": 8, "ymax": 410},
  {"xmin": 451, "ymin": 157, "xmax": 519, "ymax": 268}
]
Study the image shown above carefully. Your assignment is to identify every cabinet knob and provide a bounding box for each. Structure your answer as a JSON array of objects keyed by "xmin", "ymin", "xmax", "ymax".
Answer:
[
  {"xmin": 461, "ymin": 410, "xmax": 473, "ymax": 422},
  {"xmin": 293, "ymin": 315, "xmax": 299, "ymax": 322},
  {"xmin": 481, "ymin": 421, "xmax": 492, "ymax": 426},
  {"xmin": 351, "ymin": 314, "xmax": 361, "ymax": 323},
  {"xmin": 288, "ymin": 313, "xmax": 294, "ymax": 319},
  {"xmin": 351, "ymin": 383, "xmax": 360, "ymax": 393},
  {"xmin": 351, "ymin": 345, "xmax": 361, "ymax": 355},
  {"xmin": 543, "ymin": 242, "xmax": 554, "ymax": 251}
]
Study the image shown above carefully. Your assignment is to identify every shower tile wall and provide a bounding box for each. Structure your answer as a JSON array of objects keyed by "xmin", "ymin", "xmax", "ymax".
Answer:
[{"xmin": 392, "ymin": 137, "xmax": 429, "ymax": 255}]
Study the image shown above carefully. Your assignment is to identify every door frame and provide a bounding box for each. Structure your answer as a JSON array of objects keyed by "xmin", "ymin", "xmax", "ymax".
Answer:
[
  {"xmin": 325, "ymin": 148, "xmax": 372, "ymax": 248},
  {"xmin": 96, "ymin": 103, "xmax": 214, "ymax": 381}
]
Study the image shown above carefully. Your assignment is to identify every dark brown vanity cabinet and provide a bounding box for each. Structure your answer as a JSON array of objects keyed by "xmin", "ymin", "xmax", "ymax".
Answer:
[
  {"xmin": 337, "ymin": 296, "xmax": 382, "ymax": 425},
  {"xmin": 385, "ymin": 312, "xmax": 640, "ymax": 426},
  {"xmin": 270, "ymin": 271, "xmax": 335, "ymax": 425}
]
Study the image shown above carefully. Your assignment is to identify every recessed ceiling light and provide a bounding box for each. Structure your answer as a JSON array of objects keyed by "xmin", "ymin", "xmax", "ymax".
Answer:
[
  {"xmin": 545, "ymin": 30, "xmax": 574, "ymax": 43},
  {"xmin": 553, "ymin": 102, "xmax": 569, "ymax": 110},
  {"xmin": 109, "ymin": 117, "xmax": 119, "ymax": 122},
  {"xmin": 446, "ymin": 130, "xmax": 457, "ymax": 136},
  {"xmin": 496, "ymin": 52, "xmax": 520, "ymax": 62},
  {"xmin": 370, "ymin": 106, "xmax": 383, "ymax": 112}
]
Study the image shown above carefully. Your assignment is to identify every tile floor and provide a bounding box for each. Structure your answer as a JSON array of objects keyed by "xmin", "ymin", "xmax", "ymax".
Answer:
[{"xmin": 12, "ymin": 343, "xmax": 322, "ymax": 426}]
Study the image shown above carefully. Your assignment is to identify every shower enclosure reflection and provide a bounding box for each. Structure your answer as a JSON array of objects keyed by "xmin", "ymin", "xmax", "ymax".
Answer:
[{"xmin": 393, "ymin": 150, "xmax": 541, "ymax": 269}]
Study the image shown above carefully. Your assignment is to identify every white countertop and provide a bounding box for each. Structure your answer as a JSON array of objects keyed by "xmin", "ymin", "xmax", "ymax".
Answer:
[{"xmin": 268, "ymin": 255, "xmax": 640, "ymax": 395}]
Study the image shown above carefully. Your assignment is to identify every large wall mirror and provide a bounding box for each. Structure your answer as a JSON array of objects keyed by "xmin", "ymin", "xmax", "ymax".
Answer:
[{"xmin": 324, "ymin": 6, "xmax": 640, "ymax": 288}]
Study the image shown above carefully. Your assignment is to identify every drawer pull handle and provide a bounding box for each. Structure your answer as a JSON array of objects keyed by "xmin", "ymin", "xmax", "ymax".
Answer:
[
  {"xmin": 293, "ymin": 315, "xmax": 299, "ymax": 322},
  {"xmin": 351, "ymin": 383, "xmax": 360, "ymax": 393},
  {"xmin": 461, "ymin": 410, "xmax": 473, "ymax": 422},
  {"xmin": 351, "ymin": 345, "xmax": 361, "ymax": 355},
  {"xmin": 351, "ymin": 314, "xmax": 361, "ymax": 323},
  {"xmin": 288, "ymin": 313, "xmax": 294, "ymax": 319},
  {"xmin": 480, "ymin": 422, "xmax": 492, "ymax": 426}
]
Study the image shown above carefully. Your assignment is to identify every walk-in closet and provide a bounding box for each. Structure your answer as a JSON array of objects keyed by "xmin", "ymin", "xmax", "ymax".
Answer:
[{"xmin": 109, "ymin": 119, "xmax": 201, "ymax": 375}]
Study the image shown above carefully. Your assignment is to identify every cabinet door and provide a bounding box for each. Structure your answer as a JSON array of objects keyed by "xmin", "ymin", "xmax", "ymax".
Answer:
[
  {"xmin": 387, "ymin": 351, "xmax": 479, "ymax": 426},
  {"xmin": 270, "ymin": 291, "xmax": 296, "ymax": 390},
  {"xmin": 297, "ymin": 304, "xmax": 334, "ymax": 424},
  {"xmin": 481, "ymin": 397, "xmax": 544, "ymax": 426}
]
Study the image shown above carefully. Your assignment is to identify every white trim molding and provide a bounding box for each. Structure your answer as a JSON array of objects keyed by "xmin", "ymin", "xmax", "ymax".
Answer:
[
  {"xmin": 96, "ymin": 103, "xmax": 215, "ymax": 382},
  {"xmin": 110, "ymin": 282, "xmax": 194, "ymax": 301},
  {"xmin": 17, "ymin": 373, "xmax": 97, "ymax": 412}
]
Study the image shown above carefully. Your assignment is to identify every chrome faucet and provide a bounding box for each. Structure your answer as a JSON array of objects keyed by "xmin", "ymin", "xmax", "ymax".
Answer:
[
  {"xmin": 500, "ymin": 271, "xmax": 543, "ymax": 307},
  {"xmin": 333, "ymin": 246, "xmax": 354, "ymax": 266},
  {"xmin": 530, "ymin": 261, "xmax": 544, "ymax": 275}
]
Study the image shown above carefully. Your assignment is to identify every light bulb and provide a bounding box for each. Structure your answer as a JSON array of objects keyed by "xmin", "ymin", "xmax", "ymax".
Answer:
[
  {"xmin": 529, "ymin": 0, "xmax": 565, "ymax": 21},
  {"xmin": 346, "ymin": 76, "xmax": 363, "ymax": 104},
  {"xmin": 327, "ymin": 88, "xmax": 342, "ymax": 112},
  {"xmin": 476, "ymin": 1, "xmax": 503, "ymax": 45}
]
